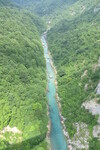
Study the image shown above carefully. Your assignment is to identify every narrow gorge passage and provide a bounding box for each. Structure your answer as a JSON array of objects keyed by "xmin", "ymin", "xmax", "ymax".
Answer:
[{"xmin": 41, "ymin": 34, "xmax": 67, "ymax": 150}]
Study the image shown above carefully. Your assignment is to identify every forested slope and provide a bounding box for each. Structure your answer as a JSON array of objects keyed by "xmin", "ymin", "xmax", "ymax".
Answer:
[
  {"xmin": 12, "ymin": 0, "xmax": 78, "ymax": 17},
  {"xmin": 47, "ymin": 0, "xmax": 100, "ymax": 149},
  {"xmin": 1, "ymin": 0, "xmax": 100, "ymax": 149},
  {"xmin": 0, "ymin": 2, "xmax": 47, "ymax": 150}
]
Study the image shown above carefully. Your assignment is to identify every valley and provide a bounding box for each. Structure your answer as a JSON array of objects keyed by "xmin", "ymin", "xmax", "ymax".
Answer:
[
  {"xmin": 41, "ymin": 34, "xmax": 67, "ymax": 150},
  {"xmin": 0, "ymin": 0, "xmax": 100, "ymax": 150}
]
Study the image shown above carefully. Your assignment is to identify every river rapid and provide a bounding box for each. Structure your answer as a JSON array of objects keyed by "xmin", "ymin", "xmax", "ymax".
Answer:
[{"xmin": 41, "ymin": 34, "xmax": 67, "ymax": 150}]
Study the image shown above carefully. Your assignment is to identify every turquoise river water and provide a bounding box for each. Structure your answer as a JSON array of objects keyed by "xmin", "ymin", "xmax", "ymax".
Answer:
[{"xmin": 41, "ymin": 34, "xmax": 67, "ymax": 150}]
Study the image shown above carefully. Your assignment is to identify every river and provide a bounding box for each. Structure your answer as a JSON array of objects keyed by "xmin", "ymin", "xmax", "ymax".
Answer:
[{"xmin": 41, "ymin": 34, "xmax": 67, "ymax": 150}]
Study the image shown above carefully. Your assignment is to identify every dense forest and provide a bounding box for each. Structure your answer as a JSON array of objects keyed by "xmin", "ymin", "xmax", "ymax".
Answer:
[
  {"xmin": 0, "ymin": 1, "xmax": 48, "ymax": 150},
  {"xmin": 47, "ymin": 0, "xmax": 100, "ymax": 149},
  {"xmin": 1, "ymin": 0, "xmax": 100, "ymax": 150},
  {"xmin": 11, "ymin": 0, "xmax": 78, "ymax": 16}
]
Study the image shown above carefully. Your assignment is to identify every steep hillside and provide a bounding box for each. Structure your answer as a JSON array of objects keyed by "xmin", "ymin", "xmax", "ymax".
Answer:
[
  {"xmin": 0, "ymin": 3, "xmax": 47, "ymax": 150},
  {"xmin": 0, "ymin": 0, "xmax": 13, "ymax": 6},
  {"xmin": 1, "ymin": 0, "xmax": 100, "ymax": 149},
  {"xmin": 47, "ymin": 0, "xmax": 100, "ymax": 149},
  {"xmin": 49, "ymin": 0, "xmax": 100, "ymax": 25},
  {"xmin": 12, "ymin": 0, "xmax": 78, "ymax": 16}
]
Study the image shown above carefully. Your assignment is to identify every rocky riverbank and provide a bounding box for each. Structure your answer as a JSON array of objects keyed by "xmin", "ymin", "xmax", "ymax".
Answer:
[
  {"xmin": 47, "ymin": 42, "xmax": 72, "ymax": 150},
  {"xmin": 42, "ymin": 33, "xmax": 68, "ymax": 150}
]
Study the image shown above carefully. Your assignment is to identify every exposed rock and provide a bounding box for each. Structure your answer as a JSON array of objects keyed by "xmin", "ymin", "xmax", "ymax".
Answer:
[
  {"xmin": 68, "ymin": 145, "xmax": 73, "ymax": 150},
  {"xmin": 93, "ymin": 125, "xmax": 100, "ymax": 138},
  {"xmin": 84, "ymin": 83, "xmax": 88, "ymax": 91},
  {"xmin": 98, "ymin": 116, "xmax": 100, "ymax": 125},
  {"xmin": 1, "ymin": 126, "xmax": 22, "ymax": 134},
  {"xmin": 82, "ymin": 98, "xmax": 100, "ymax": 139},
  {"xmin": 0, "ymin": 126, "xmax": 22, "ymax": 144},
  {"xmin": 46, "ymin": 121, "xmax": 51, "ymax": 140},
  {"xmin": 70, "ymin": 122, "xmax": 90, "ymax": 150},
  {"xmin": 82, "ymin": 98, "xmax": 100, "ymax": 115},
  {"xmin": 96, "ymin": 82, "xmax": 100, "ymax": 94}
]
